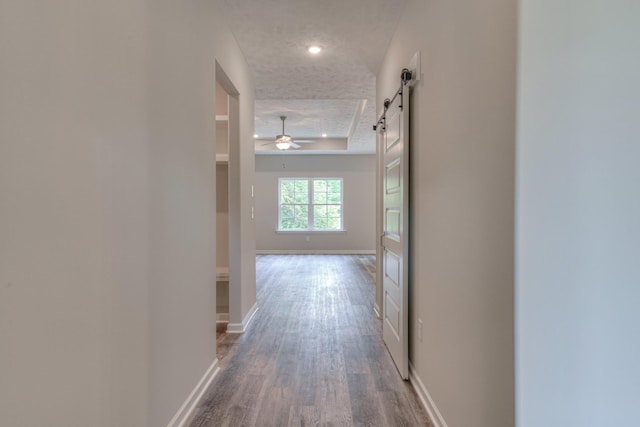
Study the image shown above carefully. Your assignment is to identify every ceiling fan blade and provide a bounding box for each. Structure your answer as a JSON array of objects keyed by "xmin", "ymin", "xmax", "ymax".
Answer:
[
  {"xmin": 289, "ymin": 142, "xmax": 301, "ymax": 149},
  {"xmin": 260, "ymin": 141, "xmax": 276, "ymax": 146},
  {"xmin": 293, "ymin": 140, "xmax": 316, "ymax": 143}
]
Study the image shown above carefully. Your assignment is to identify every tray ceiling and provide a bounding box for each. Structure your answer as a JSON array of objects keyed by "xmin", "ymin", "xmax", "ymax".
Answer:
[{"xmin": 216, "ymin": 0, "xmax": 407, "ymax": 153}]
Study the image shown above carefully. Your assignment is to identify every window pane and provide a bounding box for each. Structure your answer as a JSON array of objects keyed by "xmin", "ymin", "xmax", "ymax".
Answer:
[
  {"xmin": 281, "ymin": 192, "xmax": 294, "ymax": 203},
  {"xmin": 314, "ymin": 205, "xmax": 327, "ymax": 218},
  {"xmin": 293, "ymin": 217, "xmax": 308, "ymax": 229},
  {"xmin": 313, "ymin": 192, "xmax": 327, "ymax": 204},
  {"xmin": 294, "ymin": 180, "xmax": 308, "ymax": 193},
  {"xmin": 280, "ymin": 205, "xmax": 294, "ymax": 219},
  {"xmin": 280, "ymin": 179, "xmax": 295, "ymax": 204},
  {"xmin": 327, "ymin": 218, "xmax": 341, "ymax": 230},
  {"xmin": 314, "ymin": 179, "xmax": 327, "ymax": 192},
  {"xmin": 281, "ymin": 180, "xmax": 294, "ymax": 194},
  {"xmin": 294, "ymin": 193, "xmax": 308, "ymax": 204},
  {"xmin": 281, "ymin": 218, "xmax": 295, "ymax": 229},
  {"xmin": 314, "ymin": 216, "xmax": 329, "ymax": 229},
  {"xmin": 294, "ymin": 205, "xmax": 308, "ymax": 218},
  {"xmin": 282, "ymin": 213, "xmax": 308, "ymax": 229},
  {"xmin": 327, "ymin": 179, "xmax": 341, "ymax": 193},
  {"xmin": 327, "ymin": 205, "xmax": 341, "ymax": 217},
  {"xmin": 327, "ymin": 192, "xmax": 341, "ymax": 203}
]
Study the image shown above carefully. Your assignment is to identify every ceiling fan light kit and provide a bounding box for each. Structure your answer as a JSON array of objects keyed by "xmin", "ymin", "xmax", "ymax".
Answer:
[
  {"xmin": 258, "ymin": 115, "xmax": 315, "ymax": 150},
  {"xmin": 275, "ymin": 134, "xmax": 293, "ymax": 144}
]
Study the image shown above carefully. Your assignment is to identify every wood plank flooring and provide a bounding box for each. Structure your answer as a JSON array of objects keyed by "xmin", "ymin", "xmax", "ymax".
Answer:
[{"xmin": 191, "ymin": 255, "xmax": 432, "ymax": 427}]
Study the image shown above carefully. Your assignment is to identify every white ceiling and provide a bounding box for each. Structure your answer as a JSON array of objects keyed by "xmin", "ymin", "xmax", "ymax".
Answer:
[{"xmin": 216, "ymin": 0, "xmax": 406, "ymax": 153}]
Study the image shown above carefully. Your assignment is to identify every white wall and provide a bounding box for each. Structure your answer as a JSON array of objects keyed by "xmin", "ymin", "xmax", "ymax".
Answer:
[
  {"xmin": 147, "ymin": 1, "xmax": 255, "ymax": 425},
  {"xmin": 516, "ymin": 1, "xmax": 640, "ymax": 426},
  {"xmin": 378, "ymin": 1, "xmax": 516, "ymax": 426},
  {"xmin": 255, "ymin": 154, "xmax": 376, "ymax": 253},
  {"xmin": 0, "ymin": 1, "xmax": 149, "ymax": 425},
  {"xmin": 0, "ymin": 0, "xmax": 255, "ymax": 425}
]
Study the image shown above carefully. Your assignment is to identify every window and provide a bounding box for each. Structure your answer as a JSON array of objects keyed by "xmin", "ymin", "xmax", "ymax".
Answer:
[{"xmin": 278, "ymin": 178, "xmax": 343, "ymax": 231}]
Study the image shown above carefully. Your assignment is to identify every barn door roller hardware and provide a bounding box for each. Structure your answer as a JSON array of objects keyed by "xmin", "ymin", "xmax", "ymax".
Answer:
[{"xmin": 373, "ymin": 68, "xmax": 413, "ymax": 131}]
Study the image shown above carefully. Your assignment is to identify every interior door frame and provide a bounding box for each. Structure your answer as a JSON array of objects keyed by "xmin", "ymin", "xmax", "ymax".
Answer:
[{"xmin": 215, "ymin": 63, "xmax": 244, "ymax": 331}]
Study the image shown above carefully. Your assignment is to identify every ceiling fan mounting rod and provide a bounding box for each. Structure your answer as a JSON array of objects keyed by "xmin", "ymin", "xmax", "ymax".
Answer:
[{"xmin": 280, "ymin": 115, "xmax": 286, "ymax": 134}]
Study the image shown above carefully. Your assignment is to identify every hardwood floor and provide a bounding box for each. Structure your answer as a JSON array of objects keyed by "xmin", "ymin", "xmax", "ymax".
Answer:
[{"xmin": 191, "ymin": 255, "xmax": 432, "ymax": 427}]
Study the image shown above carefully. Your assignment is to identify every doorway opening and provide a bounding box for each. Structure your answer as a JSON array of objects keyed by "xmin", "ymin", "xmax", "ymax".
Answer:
[
  {"xmin": 215, "ymin": 80, "xmax": 231, "ymax": 328},
  {"xmin": 214, "ymin": 63, "xmax": 245, "ymax": 354}
]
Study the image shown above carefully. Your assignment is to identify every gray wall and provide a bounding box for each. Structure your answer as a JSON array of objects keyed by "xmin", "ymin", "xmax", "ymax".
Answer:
[
  {"xmin": 255, "ymin": 154, "xmax": 376, "ymax": 253},
  {"xmin": 0, "ymin": 1, "xmax": 256, "ymax": 425},
  {"xmin": 516, "ymin": 1, "xmax": 640, "ymax": 425},
  {"xmin": 378, "ymin": 0, "xmax": 517, "ymax": 426},
  {"xmin": 0, "ymin": 2, "xmax": 150, "ymax": 425}
]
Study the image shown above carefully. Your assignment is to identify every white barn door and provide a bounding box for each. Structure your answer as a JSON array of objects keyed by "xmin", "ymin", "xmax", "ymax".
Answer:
[{"xmin": 380, "ymin": 77, "xmax": 410, "ymax": 380}]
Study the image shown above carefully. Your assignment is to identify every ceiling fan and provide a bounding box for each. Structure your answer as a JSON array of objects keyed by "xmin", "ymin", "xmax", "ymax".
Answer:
[{"xmin": 261, "ymin": 116, "xmax": 315, "ymax": 150}]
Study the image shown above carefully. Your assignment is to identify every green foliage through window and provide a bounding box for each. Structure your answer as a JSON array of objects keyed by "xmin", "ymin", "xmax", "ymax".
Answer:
[{"xmin": 279, "ymin": 178, "xmax": 343, "ymax": 231}]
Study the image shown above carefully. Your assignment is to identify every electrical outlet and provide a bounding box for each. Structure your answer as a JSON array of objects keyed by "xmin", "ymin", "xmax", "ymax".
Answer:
[
  {"xmin": 418, "ymin": 318, "xmax": 423, "ymax": 342},
  {"xmin": 305, "ymin": 235, "xmax": 310, "ymax": 242}
]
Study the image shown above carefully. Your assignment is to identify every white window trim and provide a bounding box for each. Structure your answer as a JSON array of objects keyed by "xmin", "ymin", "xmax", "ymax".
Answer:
[
  {"xmin": 275, "ymin": 229, "xmax": 347, "ymax": 234},
  {"xmin": 277, "ymin": 177, "xmax": 345, "ymax": 232}
]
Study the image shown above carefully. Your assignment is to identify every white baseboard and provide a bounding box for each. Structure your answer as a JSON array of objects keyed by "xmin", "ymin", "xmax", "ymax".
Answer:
[
  {"xmin": 256, "ymin": 249, "xmax": 376, "ymax": 255},
  {"xmin": 167, "ymin": 358, "xmax": 220, "ymax": 427},
  {"xmin": 409, "ymin": 362, "xmax": 448, "ymax": 427},
  {"xmin": 216, "ymin": 312, "xmax": 229, "ymax": 323},
  {"xmin": 373, "ymin": 303, "xmax": 381, "ymax": 319},
  {"xmin": 227, "ymin": 302, "xmax": 258, "ymax": 334}
]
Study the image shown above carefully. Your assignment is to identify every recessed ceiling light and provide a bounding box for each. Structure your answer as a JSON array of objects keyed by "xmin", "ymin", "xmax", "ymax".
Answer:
[
  {"xmin": 322, "ymin": 133, "xmax": 327, "ymax": 138},
  {"xmin": 253, "ymin": 134, "xmax": 259, "ymax": 138},
  {"xmin": 308, "ymin": 46, "xmax": 322, "ymax": 55}
]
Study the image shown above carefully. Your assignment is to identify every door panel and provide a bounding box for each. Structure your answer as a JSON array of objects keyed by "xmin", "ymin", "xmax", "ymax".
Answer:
[
  {"xmin": 385, "ymin": 159, "xmax": 401, "ymax": 193},
  {"xmin": 381, "ymin": 88, "xmax": 409, "ymax": 379},
  {"xmin": 385, "ymin": 291, "xmax": 401, "ymax": 339},
  {"xmin": 385, "ymin": 208, "xmax": 400, "ymax": 240}
]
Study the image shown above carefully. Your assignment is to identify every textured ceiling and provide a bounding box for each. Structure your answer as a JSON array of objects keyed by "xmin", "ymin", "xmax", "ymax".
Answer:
[
  {"xmin": 216, "ymin": 0, "xmax": 406, "ymax": 153},
  {"xmin": 254, "ymin": 99, "xmax": 363, "ymax": 138}
]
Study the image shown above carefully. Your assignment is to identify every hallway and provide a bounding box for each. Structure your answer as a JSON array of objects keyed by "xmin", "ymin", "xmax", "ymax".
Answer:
[{"xmin": 191, "ymin": 255, "xmax": 431, "ymax": 426}]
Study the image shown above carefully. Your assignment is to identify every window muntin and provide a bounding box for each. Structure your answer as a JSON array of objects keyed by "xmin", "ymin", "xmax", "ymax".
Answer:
[{"xmin": 279, "ymin": 178, "xmax": 343, "ymax": 231}]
